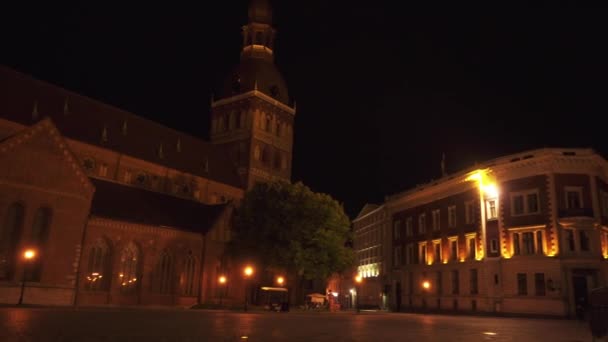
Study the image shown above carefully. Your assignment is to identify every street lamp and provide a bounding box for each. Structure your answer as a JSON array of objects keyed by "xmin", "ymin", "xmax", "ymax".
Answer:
[
  {"xmin": 243, "ymin": 265, "xmax": 254, "ymax": 312},
  {"xmin": 18, "ymin": 249, "xmax": 37, "ymax": 305},
  {"xmin": 276, "ymin": 276, "xmax": 284, "ymax": 286},
  {"xmin": 218, "ymin": 275, "xmax": 227, "ymax": 307},
  {"xmin": 355, "ymin": 274, "xmax": 363, "ymax": 313}
]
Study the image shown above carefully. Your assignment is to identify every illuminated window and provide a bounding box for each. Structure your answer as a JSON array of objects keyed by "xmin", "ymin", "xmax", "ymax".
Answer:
[
  {"xmin": 27, "ymin": 207, "xmax": 52, "ymax": 282},
  {"xmin": 181, "ymin": 251, "xmax": 197, "ymax": 296},
  {"xmin": 85, "ymin": 239, "xmax": 111, "ymax": 291},
  {"xmin": 565, "ymin": 187, "xmax": 583, "ymax": 209},
  {"xmin": 512, "ymin": 230, "xmax": 544, "ymax": 256},
  {"xmin": 0, "ymin": 203, "xmax": 25, "ymax": 280},
  {"xmin": 155, "ymin": 250, "xmax": 173, "ymax": 294},
  {"xmin": 419, "ymin": 243, "xmax": 427, "ymax": 264},
  {"xmin": 464, "ymin": 201, "xmax": 475, "ymax": 224},
  {"xmin": 467, "ymin": 235, "xmax": 476, "ymax": 260},
  {"xmin": 432, "ymin": 210, "xmax": 440, "ymax": 231},
  {"xmin": 510, "ymin": 190, "xmax": 540, "ymax": 216},
  {"xmin": 119, "ymin": 242, "xmax": 140, "ymax": 294},
  {"xmin": 449, "ymin": 238, "xmax": 458, "ymax": 261},
  {"xmin": 433, "ymin": 240, "xmax": 441, "ymax": 264},
  {"xmin": 486, "ymin": 199, "xmax": 497, "ymax": 220},
  {"xmin": 448, "ymin": 205, "xmax": 456, "ymax": 227}
]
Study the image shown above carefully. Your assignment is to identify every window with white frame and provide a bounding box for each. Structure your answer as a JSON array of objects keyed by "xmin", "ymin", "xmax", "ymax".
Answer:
[
  {"xmin": 486, "ymin": 199, "xmax": 498, "ymax": 220},
  {"xmin": 419, "ymin": 243, "xmax": 428, "ymax": 265},
  {"xmin": 432, "ymin": 210, "xmax": 440, "ymax": 231},
  {"xmin": 465, "ymin": 201, "xmax": 475, "ymax": 224},
  {"xmin": 565, "ymin": 187, "xmax": 583, "ymax": 209},
  {"xmin": 433, "ymin": 240, "xmax": 442, "ymax": 264},
  {"xmin": 448, "ymin": 205, "xmax": 457, "ymax": 227},
  {"xmin": 418, "ymin": 214, "xmax": 426, "ymax": 234},
  {"xmin": 393, "ymin": 220, "xmax": 402, "ymax": 240},
  {"xmin": 490, "ymin": 239, "xmax": 498, "ymax": 253},
  {"xmin": 405, "ymin": 217, "xmax": 413, "ymax": 237},
  {"xmin": 511, "ymin": 190, "xmax": 540, "ymax": 216},
  {"xmin": 512, "ymin": 229, "xmax": 544, "ymax": 256},
  {"xmin": 466, "ymin": 234, "xmax": 477, "ymax": 260}
]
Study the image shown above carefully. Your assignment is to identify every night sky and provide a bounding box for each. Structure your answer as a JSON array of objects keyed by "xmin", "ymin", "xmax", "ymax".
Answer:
[{"xmin": 2, "ymin": 2, "xmax": 607, "ymax": 218}]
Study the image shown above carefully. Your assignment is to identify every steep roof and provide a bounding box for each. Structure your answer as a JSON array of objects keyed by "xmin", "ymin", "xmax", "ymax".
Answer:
[
  {"xmin": 0, "ymin": 65, "xmax": 243, "ymax": 189},
  {"xmin": 90, "ymin": 178, "xmax": 227, "ymax": 234}
]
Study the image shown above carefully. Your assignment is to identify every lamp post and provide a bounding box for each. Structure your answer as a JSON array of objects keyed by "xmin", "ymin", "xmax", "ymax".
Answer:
[
  {"xmin": 218, "ymin": 275, "xmax": 227, "ymax": 307},
  {"xmin": 18, "ymin": 249, "xmax": 37, "ymax": 306},
  {"xmin": 243, "ymin": 265, "xmax": 254, "ymax": 312},
  {"xmin": 355, "ymin": 274, "xmax": 363, "ymax": 314}
]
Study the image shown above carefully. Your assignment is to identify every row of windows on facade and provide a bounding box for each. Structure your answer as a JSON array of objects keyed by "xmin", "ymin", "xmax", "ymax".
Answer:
[
  {"xmin": 253, "ymin": 145, "xmax": 288, "ymax": 170},
  {"xmin": 393, "ymin": 188, "xmax": 608, "ymax": 240},
  {"xmin": 404, "ymin": 270, "xmax": 548, "ymax": 297},
  {"xmin": 355, "ymin": 225, "xmax": 384, "ymax": 249},
  {"xmin": 394, "ymin": 228, "xmax": 600, "ymax": 267},
  {"xmin": 82, "ymin": 159, "xmax": 232, "ymax": 204},
  {"xmin": 85, "ymin": 240, "xmax": 199, "ymax": 296},
  {"xmin": 0, "ymin": 203, "xmax": 51, "ymax": 281},
  {"xmin": 213, "ymin": 111, "xmax": 291, "ymax": 138}
]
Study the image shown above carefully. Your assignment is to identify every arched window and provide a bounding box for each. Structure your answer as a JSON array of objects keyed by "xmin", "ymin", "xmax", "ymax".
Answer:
[
  {"xmin": 85, "ymin": 238, "xmax": 111, "ymax": 291},
  {"xmin": 28, "ymin": 207, "xmax": 52, "ymax": 281},
  {"xmin": 0, "ymin": 203, "xmax": 24, "ymax": 280},
  {"xmin": 181, "ymin": 251, "xmax": 197, "ymax": 296},
  {"xmin": 155, "ymin": 250, "xmax": 173, "ymax": 294},
  {"xmin": 118, "ymin": 242, "xmax": 140, "ymax": 293}
]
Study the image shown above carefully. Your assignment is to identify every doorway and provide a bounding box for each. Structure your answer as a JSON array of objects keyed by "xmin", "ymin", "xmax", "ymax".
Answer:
[{"xmin": 573, "ymin": 275, "xmax": 588, "ymax": 319}]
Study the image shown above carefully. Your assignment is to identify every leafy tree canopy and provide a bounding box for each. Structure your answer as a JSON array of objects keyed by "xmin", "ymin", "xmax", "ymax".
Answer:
[{"xmin": 228, "ymin": 180, "xmax": 354, "ymax": 280}]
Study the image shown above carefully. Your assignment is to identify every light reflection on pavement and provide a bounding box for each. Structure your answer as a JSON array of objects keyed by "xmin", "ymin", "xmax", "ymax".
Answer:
[{"xmin": 0, "ymin": 307, "xmax": 592, "ymax": 342}]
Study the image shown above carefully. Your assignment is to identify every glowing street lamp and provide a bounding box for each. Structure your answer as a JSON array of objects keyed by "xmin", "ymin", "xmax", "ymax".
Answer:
[
  {"xmin": 276, "ymin": 276, "xmax": 284, "ymax": 286},
  {"xmin": 354, "ymin": 274, "xmax": 363, "ymax": 313},
  {"xmin": 218, "ymin": 275, "xmax": 227, "ymax": 307},
  {"xmin": 243, "ymin": 265, "xmax": 254, "ymax": 312},
  {"xmin": 422, "ymin": 280, "xmax": 431, "ymax": 291},
  {"xmin": 18, "ymin": 249, "xmax": 37, "ymax": 305}
]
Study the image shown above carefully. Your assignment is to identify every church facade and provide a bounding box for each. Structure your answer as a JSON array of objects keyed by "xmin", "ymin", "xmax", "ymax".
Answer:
[{"xmin": 0, "ymin": 0, "xmax": 294, "ymax": 307}]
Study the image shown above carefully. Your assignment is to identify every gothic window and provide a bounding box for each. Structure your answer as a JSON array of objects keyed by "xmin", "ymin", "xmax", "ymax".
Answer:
[
  {"xmin": 27, "ymin": 207, "xmax": 52, "ymax": 282},
  {"xmin": 118, "ymin": 242, "xmax": 140, "ymax": 293},
  {"xmin": 155, "ymin": 250, "xmax": 173, "ymax": 294},
  {"xmin": 0, "ymin": 203, "xmax": 24, "ymax": 280},
  {"xmin": 181, "ymin": 251, "xmax": 197, "ymax": 296},
  {"xmin": 85, "ymin": 239, "xmax": 111, "ymax": 291}
]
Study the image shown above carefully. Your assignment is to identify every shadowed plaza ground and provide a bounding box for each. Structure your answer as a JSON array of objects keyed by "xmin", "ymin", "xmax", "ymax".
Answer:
[{"xmin": 0, "ymin": 307, "xmax": 594, "ymax": 342}]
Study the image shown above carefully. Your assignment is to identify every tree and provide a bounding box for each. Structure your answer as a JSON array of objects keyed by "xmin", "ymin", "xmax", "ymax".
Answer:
[{"xmin": 228, "ymin": 180, "xmax": 354, "ymax": 300}]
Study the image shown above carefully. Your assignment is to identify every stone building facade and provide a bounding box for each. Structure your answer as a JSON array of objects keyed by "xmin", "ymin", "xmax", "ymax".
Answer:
[
  {"xmin": 354, "ymin": 148, "xmax": 608, "ymax": 317},
  {"xmin": 0, "ymin": 0, "xmax": 294, "ymax": 307}
]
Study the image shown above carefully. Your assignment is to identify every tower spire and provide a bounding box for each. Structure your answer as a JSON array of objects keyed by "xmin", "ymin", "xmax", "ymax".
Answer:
[{"xmin": 241, "ymin": 0, "xmax": 276, "ymax": 62}]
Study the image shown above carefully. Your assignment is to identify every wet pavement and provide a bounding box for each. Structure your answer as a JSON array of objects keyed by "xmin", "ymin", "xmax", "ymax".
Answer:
[{"xmin": 0, "ymin": 307, "xmax": 594, "ymax": 341}]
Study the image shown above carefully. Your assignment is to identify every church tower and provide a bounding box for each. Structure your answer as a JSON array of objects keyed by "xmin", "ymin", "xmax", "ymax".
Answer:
[{"xmin": 210, "ymin": 0, "xmax": 295, "ymax": 190}]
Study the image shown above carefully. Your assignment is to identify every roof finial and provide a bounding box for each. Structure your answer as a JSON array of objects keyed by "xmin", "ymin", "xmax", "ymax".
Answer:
[
  {"xmin": 32, "ymin": 100, "xmax": 39, "ymax": 121},
  {"xmin": 63, "ymin": 97, "xmax": 70, "ymax": 116},
  {"xmin": 158, "ymin": 142, "xmax": 164, "ymax": 159},
  {"xmin": 254, "ymin": 79, "xmax": 258, "ymax": 91},
  {"xmin": 203, "ymin": 157, "xmax": 209, "ymax": 173},
  {"xmin": 293, "ymin": 100, "xmax": 297, "ymax": 112},
  {"xmin": 176, "ymin": 138, "xmax": 181, "ymax": 153}
]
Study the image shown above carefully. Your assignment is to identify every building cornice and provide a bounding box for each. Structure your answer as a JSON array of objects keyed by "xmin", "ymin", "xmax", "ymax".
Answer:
[{"xmin": 212, "ymin": 90, "xmax": 295, "ymax": 115}]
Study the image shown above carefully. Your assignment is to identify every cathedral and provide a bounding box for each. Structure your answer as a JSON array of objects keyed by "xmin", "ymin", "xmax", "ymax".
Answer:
[{"xmin": 0, "ymin": 0, "xmax": 294, "ymax": 306}]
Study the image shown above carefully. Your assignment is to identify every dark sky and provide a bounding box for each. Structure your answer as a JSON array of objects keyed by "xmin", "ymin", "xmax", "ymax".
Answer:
[{"xmin": 2, "ymin": 2, "xmax": 607, "ymax": 218}]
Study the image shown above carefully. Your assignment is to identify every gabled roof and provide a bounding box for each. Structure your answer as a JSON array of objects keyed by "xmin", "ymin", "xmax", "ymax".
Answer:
[
  {"xmin": 0, "ymin": 65, "xmax": 243, "ymax": 189},
  {"xmin": 0, "ymin": 117, "xmax": 94, "ymax": 196},
  {"xmin": 90, "ymin": 178, "xmax": 227, "ymax": 234}
]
